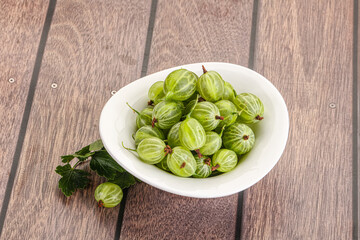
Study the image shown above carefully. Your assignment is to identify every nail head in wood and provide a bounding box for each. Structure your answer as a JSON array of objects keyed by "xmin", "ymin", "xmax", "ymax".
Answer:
[
  {"xmin": 8, "ymin": 78, "xmax": 15, "ymax": 83},
  {"xmin": 51, "ymin": 83, "xmax": 58, "ymax": 89},
  {"xmin": 111, "ymin": 90, "xmax": 116, "ymax": 95},
  {"xmin": 329, "ymin": 103, "xmax": 336, "ymax": 109}
]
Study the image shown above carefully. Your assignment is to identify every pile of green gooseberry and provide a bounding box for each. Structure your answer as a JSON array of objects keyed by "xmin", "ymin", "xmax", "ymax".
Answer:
[{"xmin": 124, "ymin": 66, "xmax": 264, "ymax": 178}]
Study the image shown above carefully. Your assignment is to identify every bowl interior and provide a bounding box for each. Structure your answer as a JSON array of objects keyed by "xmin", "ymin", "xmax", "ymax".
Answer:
[{"xmin": 99, "ymin": 62, "xmax": 289, "ymax": 198}]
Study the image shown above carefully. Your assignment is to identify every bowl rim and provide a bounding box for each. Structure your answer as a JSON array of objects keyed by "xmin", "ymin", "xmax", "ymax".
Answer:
[{"xmin": 99, "ymin": 62, "xmax": 289, "ymax": 198}]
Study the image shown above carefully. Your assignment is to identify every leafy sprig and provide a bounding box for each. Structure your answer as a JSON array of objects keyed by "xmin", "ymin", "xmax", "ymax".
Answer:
[{"xmin": 55, "ymin": 139, "xmax": 137, "ymax": 197}]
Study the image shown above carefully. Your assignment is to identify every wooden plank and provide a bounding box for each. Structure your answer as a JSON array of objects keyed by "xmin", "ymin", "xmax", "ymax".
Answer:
[
  {"xmin": 0, "ymin": 1, "xmax": 151, "ymax": 239},
  {"xmin": 0, "ymin": 1, "xmax": 48, "ymax": 210},
  {"xmin": 241, "ymin": 1, "xmax": 353, "ymax": 239},
  {"xmin": 120, "ymin": 0, "xmax": 253, "ymax": 239},
  {"xmin": 357, "ymin": 0, "xmax": 360, "ymax": 238}
]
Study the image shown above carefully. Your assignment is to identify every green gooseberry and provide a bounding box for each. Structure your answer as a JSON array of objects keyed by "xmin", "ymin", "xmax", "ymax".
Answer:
[
  {"xmin": 124, "ymin": 137, "xmax": 169, "ymax": 164},
  {"xmin": 196, "ymin": 65, "xmax": 225, "ymax": 102},
  {"xmin": 152, "ymin": 101, "xmax": 183, "ymax": 129},
  {"xmin": 156, "ymin": 158, "xmax": 170, "ymax": 172},
  {"xmin": 148, "ymin": 81, "xmax": 165, "ymax": 104},
  {"xmin": 212, "ymin": 149, "xmax": 238, "ymax": 172},
  {"xmin": 167, "ymin": 146, "xmax": 196, "ymax": 177},
  {"xmin": 192, "ymin": 155, "xmax": 212, "ymax": 178},
  {"xmin": 94, "ymin": 182, "xmax": 123, "ymax": 208},
  {"xmin": 167, "ymin": 122, "xmax": 182, "ymax": 148},
  {"xmin": 233, "ymin": 93, "xmax": 264, "ymax": 124},
  {"xmin": 222, "ymin": 122, "xmax": 255, "ymax": 155},
  {"xmin": 183, "ymin": 99, "xmax": 196, "ymax": 116},
  {"xmin": 215, "ymin": 100, "xmax": 238, "ymax": 127},
  {"xmin": 164, "ymin": 69, "xmax": 198, "ymax": 101},
  {"xmin": 190, "ymin": 101, "xmax": 223, "ymax": 131},
  {"xmin": 134, "ymin": 125, "xmax": 165, "ymax": 146},
  {"xmin": 221, "ymin": 82, "xmax": 237, "ymax": 101},
  {"xmin": 199, "ymin": 131, "xmax": 222, "ymax": 156},
  {"xmin": 179, "ymin": 116, "xmax": 206, "ymax": 153},
  {"xmin": 126, "ymin": 103, "xmax": 153, "ymax": 129}
]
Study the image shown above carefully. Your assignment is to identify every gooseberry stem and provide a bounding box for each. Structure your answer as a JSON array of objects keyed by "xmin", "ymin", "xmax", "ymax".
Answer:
[
  {"xmin": 202, "ymin": 65, "xmax": 207, "ymax": 74},
  {"xmin": 148, "ymin": 100, "xmax": 154, "ymax": 106},
  {"xmin": 186, "ymin": 94, "xmax": 200, "ymax": 118},
  {"xmin": 204, "ymin": 158, "xmax": 211, "ymax": 166},
  {"xmin": 198, "ymin": 97, "xmax": 206, "ymax": 102},
  {"xmin": 255, "ymin": 115, "xmax": 264, "ymax": 120},
  {"xmin": 195, "ymin": 149, "xmax": 203, "ymax": 159},
  {"xmin": 151, "ymin": 117, "xmax": 157, "ymax": 128},
  {"xmin": 219, "ymin": 125, "xmax": 226, "ymax": 138},
  {"xmin": 122, "ymin": 142, "xmax": 137, "ymax": 152},
  {"xmin": 98, "ymin": 200, "xmax": 104, "ymax": 208},
  {"xmin": 215, "ymin": 115, "xmax": 224, "ymax": 120},
  {"xmin": 126, "ymin": 102, "xmax": 140, "ymax": 115},
  {"xmin": 164, "ymin": 145, "xmax": 172, "ymax": 156},
  {"xmin": 211, "ymin": 164, "xmax": 220, "ymax": 171},
  {"xmin": 243, "ymin": 135, "xmax": 249, "ymax": 140},
  {"xmin": 180, "ymin": 162, "xmax": 186, "ymax": 169}
]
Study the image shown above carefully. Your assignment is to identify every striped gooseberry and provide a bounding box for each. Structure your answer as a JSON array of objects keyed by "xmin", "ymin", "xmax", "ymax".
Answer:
[
  {"xmin": 156, "ymin": 157, "xmax": 171, "ymax": 172},
  {"xmin": 190, "ymin": 101, "xmax": 223, "ymax": 131},
  {"xmin": 192, "ymin": 155, "xmax": 212, "ymax": 178},
  {"xmin": 233, "ymin": 93, "xmax": 264, "ymax": 124},
  {"xmin": 167, "ymin": 122, "xmax": 182, "ymax": 148},
  {"xmin": 167, "ymin": 146, "xmax": 196, "ymax": 177},
  {"xmin": 124, "ymin": 137, "xmax": 170, "ymax": 164},
  {"xmin": 179, "ymin": 116, "xmax": 206, "ymax": 157},
  {"xmin": 127, "ymin": 103, "xmax": 153, "ymax": 129},
  {"xmin": 222, "ymin": 122, "xmax": 255, "ymax": 155},
  {"xmin": 199, "ymin": 131, "xmax": 223, "ymax": 156},
  {"xmin": 134, "ymin": 125, "xmax": 165, "ymax": 146},
  {"xmin": 221, "ymin": 81, "xmax": 237, "ymax": 101},
  {"xmin": 211, "ymin": 149, "xmax": 238, "ymax": 172},
  {"xmin": 196, "ymin": 65, "xmax": 225, "ymax": 102},
  {"xmin": 215, "ymin": 100, "xmax": 238, "ymax": 127},
  {"xmin": 152, "ymin": 101, "xmax": 183, "ymax": 129},
  {"xmin": 148, "ymin": 81, "xmax": 165, "ymax": 105},
  {"xmin": 164, "ymin": 69, "xmax": 198, "ymax": 101},
  {"xmin": 94, "ymin": 182, "xmax": 123, "ymax": 208}
]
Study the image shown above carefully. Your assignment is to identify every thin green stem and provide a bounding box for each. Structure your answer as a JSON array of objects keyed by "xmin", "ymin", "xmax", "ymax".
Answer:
[
  {"xmin": 122, "ymin": 142, "xmax": 137, "ymax": 152},
  {"xmin": 186, "ymin": 94, "xmax": 200, "ymax": 118},
  {"xmin": 219, "ymin": 125, "xmax": 226, "ymax": 138},
  {"xmin": 126, "ymin": 102, "xmax": 140, "ymax": 115},
  {"xmin": 73, "ymin": 160, "xmax": 81, "ymax": 169}
]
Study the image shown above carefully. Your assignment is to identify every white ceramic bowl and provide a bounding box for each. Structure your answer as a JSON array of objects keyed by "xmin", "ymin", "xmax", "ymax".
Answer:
[{"xmin": 99, "ymin": 62, "xmax": 289, "ymax": 198}]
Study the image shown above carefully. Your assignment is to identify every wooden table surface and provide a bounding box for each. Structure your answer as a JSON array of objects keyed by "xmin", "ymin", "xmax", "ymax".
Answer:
[{"xmin": 0, "ymin": 0, "xmax": 358, "ymax": 239}]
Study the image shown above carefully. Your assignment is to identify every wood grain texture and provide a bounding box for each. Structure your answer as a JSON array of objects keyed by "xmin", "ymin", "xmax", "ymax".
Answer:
[
  {"xmin": 241, "ymin": 1, "xmax": 353, "ymax": 239},
  {"xmin": 0, "ymin": 0, "xmax": 48, "ymax": 211},
  {"xmin": 0, "ymin": 1, "xmax": 151, "ymax": 239},
  {"xmin": 120, "ymin": 0, "xmax": 253, "ymax": 239}
]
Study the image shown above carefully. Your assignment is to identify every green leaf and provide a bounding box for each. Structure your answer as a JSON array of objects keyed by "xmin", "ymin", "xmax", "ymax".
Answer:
[
  {"xmin": 90, "ymin": 150, "xmax": 125, "ymax": 180},
  {"xmin": 61, "ymin": 155, "xmax": 75, "ymax": 163},
  {"xmin": 109, "ymin": 172, "xmax": 137, "ymax": 189},
  {"xmin": 89, "ymin": 139, "xmax": 104, "ymax": 152},
  {"xmin": 55, "ymin": 164, "xmax": 91, "ymax": 197}
]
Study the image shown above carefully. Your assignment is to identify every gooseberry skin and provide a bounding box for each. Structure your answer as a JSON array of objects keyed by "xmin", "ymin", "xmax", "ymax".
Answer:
[
  {"xmin": 196, "ymin": 69, "xmax": 225, "ymax": 102},
  {"xmin": 134, "ymin": 125, "xmax": 164, "ymax": 146},
  {"xmin": 215, "ymin": 100, "xmax": 238, "ymax": 127},
  {"xmin": 167, "ymin": 122, "xmax": 182, "ymax": 148},
  {"xmin": 148, "ymin": 81, "xmax": 165, "ymax": 104},
  {"xmin": 222, "ymin": 82, "xmax": 237, "ymax": 101},
  {"xmin": 167, "ymin": 146, "xmax": 196, "ymax": 177},
  {"xmin": 199, "ymin": 131, "xmax": 222, "ymax": 156},
  {"xmin": 137, "ymin": 137, "xmax": 166, "ymax": 164},
  {"xmin": 233, "ymin": 93, "xmax": 264, "ymax": 124},
  {"xmin": 212, "ymin": 149, "xmax": 238, "ymax": 172},
  {"xmin": 192, "ymin": 155, "xmax": 212, "ymax": 178},
  {"xmin": 190, "ymin": 101, "xmax": 222, "ymax": 131},
  {"xmin": 136, "ymin": 107, "xmax": 153, "ymax": 129},
  {"xmin": 164, "ymin": 69, "xmax": 198, "ymax": 101},
  {"xmin": 156, "ymin": 158, "xmax": 171, "ymax": 172},
  {"xmin": 222, "ymin": 123, "xmax": 255, "ymax": 155},
  {"xmin": 152, "ymin": 101, "xmax": 183, "ymax": 129},
  {"xmin": 179, "ymin": 117, "xmax": 206, "ymax": 151},
  {"xmin": 94, "ymin": 182, "xmax": 123, "ymax": 208}
]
